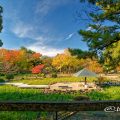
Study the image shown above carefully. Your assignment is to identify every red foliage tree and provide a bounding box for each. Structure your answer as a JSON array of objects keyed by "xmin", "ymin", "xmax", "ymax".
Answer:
[
  {"xmin": 32, "ymin": 53, "xmax": 41, "ymax": 58},
  {"xmin": 32, "ymin": 64, "xmax": 44, "ymax": 74}
]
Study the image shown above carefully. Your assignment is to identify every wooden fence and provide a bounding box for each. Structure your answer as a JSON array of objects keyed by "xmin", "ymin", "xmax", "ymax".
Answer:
[
  {"xmin": 0, "ymin": 101, "xmax": 120, "ymax": 120},
  {"xmin": 0, "ymin": 100, "xmax": 120, "ymax": 111}
]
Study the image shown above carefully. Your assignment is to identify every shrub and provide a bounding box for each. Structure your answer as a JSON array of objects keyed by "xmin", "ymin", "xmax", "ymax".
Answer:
[
  {"xmin": 0, "ymin": 78, "xmax": 5, "ymax": 82},
  {"xmin": 6, "ymin": 74, "xmax": 14, "ymax": 81},
  {"xmin": 73, "ymin": 95, "xmax": 90, "ymax": 101},
  {"xmin": 98, "ymin": 76, "xmax": 109, "ymax": 85},
  {"xmin": 38, "ymin": 73, "xmax": 46, "ymax": 78},
  {"xmin": 0, "ymin": 73, "xmax": 5, "ymax": 76},
  {"xmin": 51, "ymin": 72, "xmax": 57, "ymax": 78}
]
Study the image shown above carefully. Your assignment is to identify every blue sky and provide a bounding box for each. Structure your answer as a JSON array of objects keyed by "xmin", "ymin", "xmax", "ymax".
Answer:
[{"xmin": 0, "ymin": 0, "xmax": 90, "ymax": 56}]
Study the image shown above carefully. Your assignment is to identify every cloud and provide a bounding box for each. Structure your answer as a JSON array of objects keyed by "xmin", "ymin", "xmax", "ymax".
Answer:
[
  {"xmin": 35, "ymin": 0, "xmax": 71, "ymax": 16},
  {"xmin": 11, "ymin": 10, "xmax": 73, "ymax": 57},
  {"xmin": 86, "ymin": 26, "xmax": 93, "ymax": 31},
  {"xmin": 12, "ymin": 22, "xmax": 64, "ymax": 56},
  {"xmin": 27, "ymin": 43, "xmax": 64, "ymax": 57},
  {"xmin": 12, "ymin": 22, "xmax": 46, "ymax": 42},
  {"xmin": 65, "ymin": 33, "xmax": 74, "ymax": 40},
  {"xmin": 12, "ymin": 22, "xmax": 34, "ymax": 38},
  {"xmin": 27, "ymin": 35, "xmax": 64, "ymax": 56}
]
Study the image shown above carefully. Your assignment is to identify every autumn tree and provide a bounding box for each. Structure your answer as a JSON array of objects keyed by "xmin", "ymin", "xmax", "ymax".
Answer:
[
  {"xmin": 0, "ymin": 48, "xmax": 42, "ymax": 74},
  {"xmin": 52, "ymin": 53, "xmax": 83, "ymax": 74},
  {"xmin": 40, "ymin": 56, "xmax": 57, "ymax": 75},
  {"xmin": 17, "ymin": 47, "xmax": 42, "ymax": 73},
  {"xmin": 32, "ymin": 64, "xmax": 44, "ymax": 74},
  {"xmin": 84, "ymin": 58, "xmax": 103, "ymax": 73},
  {"xmin": 0, "ymin": 49, "xmax": 20, "ymax": 74},
  {"xmin": 41, "ymin": 56, "xmax": 53, "ymax": 67}
]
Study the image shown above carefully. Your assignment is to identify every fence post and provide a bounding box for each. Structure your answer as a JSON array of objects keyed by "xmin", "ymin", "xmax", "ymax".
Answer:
[{"xmin": 55, "ymin": 111, "xmax": 58, "ymax": 120}]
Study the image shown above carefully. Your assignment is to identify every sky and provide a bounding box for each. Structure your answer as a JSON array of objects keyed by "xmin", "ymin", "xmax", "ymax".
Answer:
[{"xmin": 0, "ymin": 0, "xmax": 91, "ymax": 56}]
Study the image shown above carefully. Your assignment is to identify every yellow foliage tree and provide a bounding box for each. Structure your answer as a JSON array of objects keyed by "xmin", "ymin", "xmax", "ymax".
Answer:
[{"xmin": 52, "ymin": 54, "xmax": 83, "ymax": 73}]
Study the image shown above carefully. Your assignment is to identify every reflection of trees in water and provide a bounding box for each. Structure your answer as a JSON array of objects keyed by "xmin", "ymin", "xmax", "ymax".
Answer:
[{"xmin": 69, "ymin": 111, "xmax": 120, "ymax": 120}]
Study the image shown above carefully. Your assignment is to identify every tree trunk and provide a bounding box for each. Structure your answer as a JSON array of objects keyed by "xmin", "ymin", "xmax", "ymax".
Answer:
[{"xmin": 85, "ymin": 77, "xmax": 87, "ymax": 85}]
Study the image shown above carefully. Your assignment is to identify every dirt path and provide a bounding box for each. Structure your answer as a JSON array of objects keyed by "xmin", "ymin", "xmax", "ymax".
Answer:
[{"xmin": 101, "ymin": 74, "xmax": 120, "ymax": 81}]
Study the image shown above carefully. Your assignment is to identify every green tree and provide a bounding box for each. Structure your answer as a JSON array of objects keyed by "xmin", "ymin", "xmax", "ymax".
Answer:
[
  {"xmin": 102, "ymin": 41, "xmax": 120, "ymax": 72},
  {"xmin": 79, "ymin": 0, "xmax": 120, "ymax": 71},
  {"xmin": 0, "ymin": 6, "xmax": 3, "ymax": 47},
  {"xmin": 79, "ymin": 0, "xmax": 120, "ymax": 52},
  {"xmin": 68, "ymin": 48, "xmax": 97, "ymax": 59}
]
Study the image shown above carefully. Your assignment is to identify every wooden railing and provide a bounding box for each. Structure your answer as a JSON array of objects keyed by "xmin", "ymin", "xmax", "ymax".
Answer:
[
  {"xmin": 0, "ymin": 100, "xmax": 120, "ymax": 111},
  {"xmin": 0, "ymin": 101, "xmax": 120, "ymax": 120}
]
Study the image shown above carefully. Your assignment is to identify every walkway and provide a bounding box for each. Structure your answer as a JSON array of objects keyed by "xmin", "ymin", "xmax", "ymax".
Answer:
[
  {"xmin": 50, "ymin": 82, "xmax": 97, "ymax": 91},
  {"xmin": 0, "ymin": 82, "xmax": 49, "ymax": 89},
  {"xmin": 0, "ymin": 82, "xmax": 99, "ymax": 91}
]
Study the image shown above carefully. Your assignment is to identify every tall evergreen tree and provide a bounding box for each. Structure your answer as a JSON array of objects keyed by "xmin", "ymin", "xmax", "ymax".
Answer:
[
  {"xmin": 79, "ymin": 0, "xmax": 120, "ymax": 71},
  {"xmin": 79, "ymin": 0, "xmax": 120, "ymax": 52},
  {"xmin": 0, "ymin": 6, "xmax": 3, "ymax": 47},
  {"xmin": 68, "ymin": 48, "xmax": 97, "ymax": 59}
]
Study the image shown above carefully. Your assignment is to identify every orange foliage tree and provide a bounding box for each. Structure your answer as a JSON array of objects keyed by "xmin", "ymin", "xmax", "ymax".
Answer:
[
  {"xmin": 0, "ymin": 48, "xmax": 42, "ymax": 74},
  {"xmin": 84, "ymin": 58, "xmax": 103, "ymax": 73}
]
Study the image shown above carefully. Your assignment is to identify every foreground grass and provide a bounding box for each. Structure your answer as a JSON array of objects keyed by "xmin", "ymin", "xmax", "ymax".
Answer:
[
  {"xmin": 0, "ymin": 85, "xmax": 78, "ymax": 101},
  {"xmin": 1, "ymin": 85, "xmax": 119, "ymax": 101},
  {"xmin": 87, "ymin": 86, "xmax": 120, "ymax": 100},
  {"xmin": 0, "ymin": 112, "xmax": 37, "ymax": 120},
  {"xmin": 0, "ymin": 85, "xmax": 79, "ymax": 120},
  {"xmin": 12, "ymin": 77, "xmax": 97, "ymax": 85},
  {"xmin": 0, "ymin": 85, "xmax": 120, "ymax": 119}
]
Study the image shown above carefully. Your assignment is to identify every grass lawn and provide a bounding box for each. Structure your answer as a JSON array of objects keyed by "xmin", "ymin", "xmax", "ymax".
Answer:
[
  {"xmin": 0, "ymin": 85, "xmax": 80, "ymax": 120},
  {"xmin": 0, "ymin": 85, "xmax": 78, "ymax": 101},
  {"xmin": 87, "ymin": 86, "xmax": 120, "ymax": 100},
  {"xmin": 11, "ymin": 77, "xmax": 97, "ymax": 85},
  {"xmin": 0, "ymin": 84, "xmax": 120, "ymax": 119},
  {"xmin": 0, "ymin": 85, "xmax": 79, "ymax": 120},
  {"xmin": 0, "ymin": 112, "xmax": 38, "ymax": 120}
]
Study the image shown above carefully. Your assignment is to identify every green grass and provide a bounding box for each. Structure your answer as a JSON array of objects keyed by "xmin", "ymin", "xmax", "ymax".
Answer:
[
  {"xmin": 0, "ymin": 78, "xmax": 120, "ymax": 120},
  {"xmin": 0, "ymin": 85, "xmax": 80, "ymax": 120},
  {"xmin": 87, "ymin": 86, "xmax": 120, "ymax": 100},
  {"xmin": 0, "ymin": 85, "xmax": 78, "ymax": 101},
  {"xmin": 12, "ymin": 77, "xmax": 97, "ymax": 85},
  {"xmin": 0, "ymin": 112, "xmax": 37, "ymax": 120}
]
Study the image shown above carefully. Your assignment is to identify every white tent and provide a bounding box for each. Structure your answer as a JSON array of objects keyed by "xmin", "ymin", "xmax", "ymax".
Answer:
[{"xmin": 73, "ymin": 68, "xmax": 98, "ymax": 85}]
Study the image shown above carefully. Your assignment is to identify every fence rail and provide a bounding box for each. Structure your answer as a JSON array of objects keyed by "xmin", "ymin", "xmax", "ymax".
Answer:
[{"xmin": 0, "ymin": 100, "xmax": 120, "ymax": 111}]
